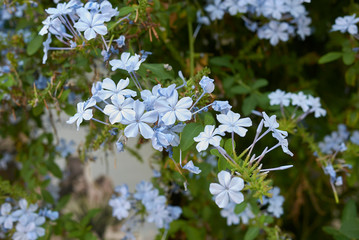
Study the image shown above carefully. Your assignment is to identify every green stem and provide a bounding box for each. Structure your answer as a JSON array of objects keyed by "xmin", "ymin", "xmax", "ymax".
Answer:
[{"xmin": 187, "ymin": 15, "xmax": 194, "ymax": 77}]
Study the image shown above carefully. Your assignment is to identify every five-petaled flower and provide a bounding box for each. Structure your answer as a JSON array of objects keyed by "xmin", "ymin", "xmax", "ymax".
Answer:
[{"xmin": 210, "ymin": 171, "xmax": 245, "ymax": 208}]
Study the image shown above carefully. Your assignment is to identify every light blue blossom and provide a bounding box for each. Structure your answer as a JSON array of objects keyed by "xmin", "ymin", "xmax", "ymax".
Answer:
[
  {"xmin": 103, "ymin": 95, "xmax": 135, "ymax": 124},
  {"xmin": 74, "ymin": 8, "xmax": 107, "ymax": 40},
  {"xmin": 212, "ymin": 100, "xmax": 232, "ymax": 114},
  {"xmin": 262, "ymin": 21, "xmax": 290, "ymax": 46},
  {"xmin": 109, "ymin": 197, "xmax": 131, "ymax": 220},
  {"xmin": 209, "ymin": 171, "xmax": 245, "ymax": 208},
  {"xmin": 0, "ymin": 203, "xmax": 15, "ymax": 229},
  {"xmin": 91, "ymin": 81, "xmax": 103, "ymax": 102},
  {"xmin": 332, "ymin": 14, "xmax": 359, "ymax": 35},
  {"xmin": 12, "ymin": 199, "xmax": 38, "ymax": 219},
  {"xmin": 286, "ymin": 0, "xmax": 306, "ymax": 18},
  {"xmin": 98, "ymin": 78, "xmax": 137, "ymax": 100},
  {"xmin": 217, "ymin": 110, "xmax": 252, "ymax": 137},
  {"xmin": 205, "ymin": 0, "xmax": 226, "ymax": 21},
  {"xmin": 122, "ymin": 100, "xmax": 158, "ymax": 139},
  {"xmin": 134, "ymin": 181, "xmax": 153, "ymax": 200},
  {"xmin": 155, "ymin": 90, "xmax": 193, "ymax": 125},
  {"xmin": 114, "ymin": 184, "xmax": 129, "ymax": 198},
  {"xmin": 109, "ymin": 52, "xmax": 145, "ymax": 73},
  {"xmin": 42, "ymin": 34, "xmax": 52, "ymax": 64},
  {"xmin": 350, "ymin": 131, "xmax": 359, "ymax": 145},
  {"xmin": 116, "ymin": 141, "xmax": 124, "ymax": 152},
  {"xmin": 197, "ymin": 10, "xmax": 210, "ymax": 25},
  {"xmin": 194, "ymin": 125, "xmax": 224, "ymax": 152},
  {"xmin": 263, "ymin": 0, "xmax": 288, "ymax": 20},
  {"xmin": 116, "ymin": 35, "xmax": 125, "ymax": 48},
  {"xmin": 183, "ymin": 160, "xmax": 201, "ymax": 174},
  {"xmin": 199, "ymin": 76, "xmax": 215, "ymax": 93},
  {"xmin": 56, "ymin": 138, "xmax": 75, "ymax": 158},
  {"xmin": 266, "ymin": 187, "xmax": 285, "ymax": 218},
  {"xmin": 268, "ymin": 89, "xmax": 291, "ymax": 106},
  {"xmin": 66, "ymin": 98, "xmax": 96, "ymax": 130},
  {"xmin": 307, "ymin": 96, "xmax": 326, "ymax": 118},
  {"xmin": 100, "ymin": 1, "xmax": 119, "ymax": 22},
  {"xmin": 223, "ymin": 0, "xmax": 248, "ymax": 15}
]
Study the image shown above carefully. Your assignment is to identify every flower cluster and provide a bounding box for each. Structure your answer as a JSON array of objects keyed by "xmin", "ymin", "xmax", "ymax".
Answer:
[
  {"xmin": 199, "ymin": 0, "xmax": 312, "ymax": 45},
  {"xmin": 331, "ymin": 14, "xmax": 359, "ymax": 35},
  {"xmin": 0, "ymin": 199, "xmax": 58, "ymax": 239},
  {"xmin": 261, "ymin": 187, "xmax": 285, "ymax": 218},
  {"xmin": 39, "ymin": 0, "xmax": 124, "ymax": 64},
  {"xmin": 268, "ymin": 89, "xmax": 326, "ymax": 120},
  {"xmin": 220, "ymin": 203, "xmax": 255, "ymax": 226},
  {"xmin": 109, "ymin": 181, "xmax": 182, "ymax": 230},
  {"xmin": 318, "ymin": 124, "xmax": 359, "ymax": 155}
]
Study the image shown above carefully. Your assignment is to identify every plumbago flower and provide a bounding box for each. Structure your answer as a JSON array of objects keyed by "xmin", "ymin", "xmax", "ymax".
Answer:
[
  {"xmin": 331, "ymin": 14, "xmax": 359, "ymax": 35},
  {"xmin": 122, "ymin": 100, "xmax": 158, "ymax": 139},
  {"xmin": 194, "ymin": 125, "xmax": 225, "ymax": 152},
  {"xmin": 217, "ymin": 111, "xmax": 252, "ymax": 137},
  {"xmin": 103, "ymin": 95, "xmax": 135, "ymax": 124},
  {"xmin": 110, "ymin": 52, "xmax": 146, "ymax": 73},
  {"xmin": 108, "ymin": 181, "xmax": 181, "ymax": 230},
  {"xmin": 210, "ymin": 171, "xmax": 245, "ymax": 208},
  {"xmin": 155, "ymin": 90, "xmax": 193, "ymax": 126},
  {"xmin": 74, "ymin": 8, "xmax": 107, "ymax": 40},
  {"xmin": 98, "ymin": 78, "xmax": 137, "ymax": 100},
  {"xmin": 39, "ymin": 0, "xmax": 124, "ymax": 63},
  {"xmin": 66, "ymin": 98, "xmax": 96, "ymax": 130},
  {"xmin": 267, "ymin": 89, "xmax": 326, "ymax": 121}
]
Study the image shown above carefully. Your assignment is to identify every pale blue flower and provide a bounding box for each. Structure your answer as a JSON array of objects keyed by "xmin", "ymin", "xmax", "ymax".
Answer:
[
  {"xmin": 267, "ymin": 187, "xmax": 284, "ymax": 218},
  {"xmin": 205, "ymin": 0, "xmax": 226, "ymax": 21},
  {"xmin": 286, "ymin": 0, "xmax": 306, "ymax": 18},
  {"xmin": 134, "ymin": 181, "xmax": 153, "ymax": 200},
  {"xmin": 335, "ymin": 176, "xmax": 343, "ymax": 186},
  {"xmin": 263, "ymin": 0, "xmax": 288, "ymax": 19},
  {"xmin": 332, "ymin": 14, "xmax": 359, "ymax": 35},
  {"xmin": 212, "ymin": 100, "xmax": 232, "ymax": 114},
  {"xmin": 217, "ymin": 110, "xmax": 252, "ymax": 136},
  {"xmin": 141, "ymin": 84, "xmax": 162, "ymax": 110},
  {"xmin": 146, "ymin": 204, "xmax": 170, "ymax": 229},
  {"xmin": 116, "ymin": 141, "xmax": 124, "ymax": 152},
  {"xmin": 56, "ymin": 138, "xmax": 75, "ymax": 158},
  {"xmin": 74, "ymin": 8, "xmax": 107, "ymax": 40},
  {"xmin": 98, "ymin": 78, "xmax": 137, "ymax": 100},
  {"xmin": 291, "ymin": 91, "xmax": 310, "ymax": 112},
  {"xmin": 223, "ymin": 0, "xmax": 248, "ymax": 15},
  {"xmin": 0, "ymin": 203, "xmax": 15, "ymax": 229},
  {"xmin": 116, "ymin": 35, "xmax": 125, "ymax": 48},
  {"xmin": 155, "ymin": 90, "xmax": 193, "ymax": 125},
  {"xmin": 109, "ymin": 197, "xmax": 131, "ymax": 220},
  {"xmin": 114, "ymin": 184, "xmax": 129, "ymax": 198},
  {"xmin": 109, "ymin": 52, "xmax": 145, "ymax": 73},
  {"xmin": 183, "ymin": 160, "xmax": 201, "ymax": 174},
  {"xmin": 123, "ymin": 100, "xmax": 158, "ymax": 139},
  {"xmin": 209, "ymin": 171, "xmax": 245, "ymax": 208},
  {"xmin": 197, "ymin": 10, "xmax": 210, "ymax": 25},
  {"xmin": 42, "ymin": 34, "xmax": 52, "ymax": 64},
  {"xmin": 103, "ymin": 95, "xmax": 135, "ymax": 124},
  {"xmin": 151, "ymin": 127, "xmax": 175, "ymax": 151},
  {"xmin": 199, "ymin": 76, "xmax": 215, "ymax": 93},
  {"xmin": 263, "ymin": 21, "xmax": 290, "ymax": 46},
  {"xmin": 307, "ymin": 96, "xmax": 326, "ymax": 118},
  {"xmin": 140, "ymin": 50, "xmax": 152, "ymax": 61},
  {"xmin": 351, "ymin": 131, "xmax": 359, "ymax": 145},
  {"xmin": 12, "ymin": 199, "xmax": 38, "ymax": 219},
  {"xmin": 91, "ymin": 81, "xmax": 103, "ymax": 102},
  {"xmin": 268, "ymin": 89, "xmax": 291, "ymax": 106},
  {"xmin": 324, "ymin": 164, "xmax": 336, "ymax": 182},
  {"xmin": 100, "ymin": 1, "xmax": 119, "ymax": 22},
  {"xmin": 194, "ymin": 125, "xmax": 224, "ymax": 152},
  {"xmin": 66, "ymin": 98, "xmax": 96, "ymax": 130}
]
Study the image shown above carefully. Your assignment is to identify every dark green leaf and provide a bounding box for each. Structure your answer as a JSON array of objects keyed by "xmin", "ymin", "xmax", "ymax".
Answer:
[
  {"xmin": 342, "ymin": 51, "xmax": 356, "ymax": 65},
  {"xmin": 318, "ymin": 52, "xmax": 342, "ymax": 64},
  {"xmin": 180, "ymin": 123, "xmax": 204, "ymax": 151},
  {"xmin": 234, "ymin": 201, "xmax": 247, "ymax": 214},
  {"xmin": 244, "ymin": 227, "xmax": 260, "ymax": 240},
  {"xmin": 27, "ymin": 35, "xmax": 43, "ymax": 56},
  {"xmin": 118, "ymin": 6, "xmax": 135, "ymax": 17},
  {"xmin": 252, "ymin": 79, "xmax": 268, "ymax": 89}
]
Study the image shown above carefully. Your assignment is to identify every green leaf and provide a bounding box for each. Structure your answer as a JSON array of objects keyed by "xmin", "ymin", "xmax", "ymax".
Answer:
[
  {"xmin": 231, "ymin": 85, "xmax": 251, "ymax": 95},
  {"xmin": 200, "ymin": 112, "xmax": 216, "ymax": 125},
  {"xmin": 342, "ymin": 51, "xmax": 356, "ymax": 65},
  {"xmin": 27, "ymin": 35, "xmax": 43, "ymax": 56},
  {"xmin": 47, "ymin": 160, "xmax": 63, "ymax": 179},
  {"xmin": 185, "ymin": 226, "xmax": 203, "ymax": 240},
  {"xmin": 224, "ymin": 138, "xmax": 235, "ymax": 156},
  {"xmin": 218, "ymin": 157, "xmax": 232, "ymax": 171},
  {"xmin": 242, "ymin": 95, "xmax": 257, "ymax": 116},
  {"xmin": 323, "ymin": 227, "xmax": 350, "ymax": 240},
  {"xmin": 180, "ymin": 123, "xmax": 204, "ymax": 151},
  {"xmin": 118, "ymin": 6, "xmax": 135, "ymax": 17},
  {"xmin": 234, "ymin": 201, "xmax": 247, "ymax": 214},
  {"xmin": 340, "ymin": 218, "xmax": 359, "ymax": 239},
  {"xmin": 342, "ymin": 200, "xmax": 357, "ymax": 223},
  {"xmin": 80, "ymin": 209, "xmax": 100, "ymax": 227},
  {"xmin": 345, "ymin": 67, "xmax": 356, "ymax": 86},
  {"xmin": 318, "ymin": 52, "xmax": 342, "ymax": 64},
  {"xmin": 252, "ymin": 79, "xmax": 268, "ymax": 89},
  {"xmin": 141, "ymin": 63, "xmax": 174, "ymax": 80},
  {"xmin": 244, "ymin": 227, "xmax": 260, "ymax": 240},
  {"xmin": 41, "ymin": 189, "xmax": 54, "ymax": 204},
  {"xmin": 210, "ymin": 55, "xmax": 232, "ymax": 67}
]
